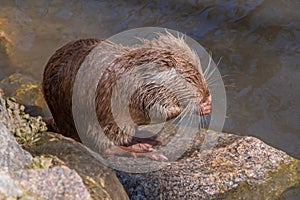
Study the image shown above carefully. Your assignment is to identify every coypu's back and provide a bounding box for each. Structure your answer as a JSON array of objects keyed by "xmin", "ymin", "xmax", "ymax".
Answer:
[
  {"xmin": 43, "ymin": 34, "xmax": 210, "ymax": 150},
  {"xmin": 43, "ymin": 39, "xmax": 102, "ymax": 141}
]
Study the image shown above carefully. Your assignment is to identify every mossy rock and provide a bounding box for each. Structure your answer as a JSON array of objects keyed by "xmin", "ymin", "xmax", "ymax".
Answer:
[
  {"xmin": 26, "ymin": 132, "xmax": 129, "ymax": 200},
  {"xmin": 0, "ymin": 73, "xmax": 50, "ymax": 117},
  {"xmin": 216, "ymin": 157, "xmax": 300, "ymax": 199}
]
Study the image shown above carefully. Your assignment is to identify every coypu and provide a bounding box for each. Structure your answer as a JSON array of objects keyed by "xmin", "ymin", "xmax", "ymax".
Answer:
[{"xmin": 42, "ymin": 33, "xmax": 211, "ymax": 160}]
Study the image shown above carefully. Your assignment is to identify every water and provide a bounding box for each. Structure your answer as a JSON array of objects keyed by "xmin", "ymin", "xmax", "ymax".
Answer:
[{"xmin": 0, "ymin": 0, "xmax": 299, "ymax": 192}]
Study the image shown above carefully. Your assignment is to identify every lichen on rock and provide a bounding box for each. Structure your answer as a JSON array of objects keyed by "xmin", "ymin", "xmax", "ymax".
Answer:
[
  {"xmin": 0, "ymin": 95, "xmax": 47, "ymax": 146},
  {"xmin": 0, "ymin": 88, "xmax": 92, "ymax": 199}
]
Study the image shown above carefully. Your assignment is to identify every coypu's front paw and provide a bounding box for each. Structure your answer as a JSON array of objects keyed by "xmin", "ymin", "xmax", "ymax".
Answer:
[{"xmin": 200, "ymin": 94, "xmax": 212, "ymax": 115}]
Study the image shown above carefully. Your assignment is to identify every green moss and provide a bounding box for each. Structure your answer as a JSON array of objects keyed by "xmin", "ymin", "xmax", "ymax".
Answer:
[
  {"xmin": 24, "ymin": 155, "xmax": 64, "ymax": 170},
  {"xmin": 216, "ymin": 158, "xmax": 300, "ymax": 200},
  {"xmin": 1, "ymin": 97, "xmax": 47, "ymax": 146}
]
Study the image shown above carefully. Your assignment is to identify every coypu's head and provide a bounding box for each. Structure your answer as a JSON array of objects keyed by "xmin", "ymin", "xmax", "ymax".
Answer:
[
  {"xmin": 94, "ymin": 32, "xmax": 211, "ymax": 132},
  {"xmin": 106, "ymin": 32, "xmax": 212, "ymax": 126},
  {"xmin": 133, "ymin": 32, "xmax": 212, "ymax": 118}
]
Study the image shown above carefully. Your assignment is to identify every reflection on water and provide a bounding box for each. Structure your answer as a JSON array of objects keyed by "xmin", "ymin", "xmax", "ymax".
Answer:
[{"xmin": 0, "ymin": 0, "xmax": 299, "ymax": 170}]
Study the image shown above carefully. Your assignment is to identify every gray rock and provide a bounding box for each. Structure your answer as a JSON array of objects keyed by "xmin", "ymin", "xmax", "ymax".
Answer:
[
  {"xmin": 0, "ymin": 88, "xmax": 91, "ymax": 199},
  {"xmin": 0, "ymin": 165, "xmax": 91, "ymax": 199},
  {"xmin": 118, "ymin": 131, "xmax": 300, "ymax": 199},
  {"xmin": 0, "ymin": 93, "xmax": 33, "ymax": 171},
  {"xmin": 11, "ymin": 166, "xmax": 91, "ymax": 200},
  {"xmin": 0, "ymin": 124, "xmax": 33, "ymax": 171},
  {"xmin": 0, "ymin": 172, "xmax": 23, "ymax": 197},
  {"xmin": 27, "ymin": 132, "xmax": 130, "ymax": 200}
]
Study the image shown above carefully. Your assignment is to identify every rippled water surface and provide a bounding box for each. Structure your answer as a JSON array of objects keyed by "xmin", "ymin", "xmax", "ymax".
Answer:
[{"xmin": 0, "ymin": 0, "xmax": 299, "ymax": 187}]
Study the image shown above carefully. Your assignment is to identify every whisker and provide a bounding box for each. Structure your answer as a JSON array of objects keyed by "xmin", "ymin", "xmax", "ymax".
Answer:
[
  {"xmin": 205, "ymin": 65, "xmax": 218, "ymax": 83},
  {"xmin": 216, "ymin": 56, "xmax": 222, "ymax": 67},
  {"xmin": 206, "ymin": 77, "xmax": 222, "ymax": 85},
  {"xmin": 203, "ymin": 51, "xmax": 213, "ymax": 77},
  {"xmin": 224, "ymin": 84, "xmax": 236, "ymax": 88},
  {"xmin": 221, "ymin": 74, "xmax": 231, "ymax": 79}
]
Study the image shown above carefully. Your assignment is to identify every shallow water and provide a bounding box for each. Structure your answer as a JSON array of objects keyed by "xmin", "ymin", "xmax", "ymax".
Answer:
[{"xmin": 0, "ymin": 0, "xmax": 299, "ymax": 190}]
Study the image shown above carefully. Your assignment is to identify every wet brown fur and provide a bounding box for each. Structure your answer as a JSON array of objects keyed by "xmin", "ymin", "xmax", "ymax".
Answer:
[{"xmin": 43, "ymin": 38, "xmax": 210, "ymax": 150}]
